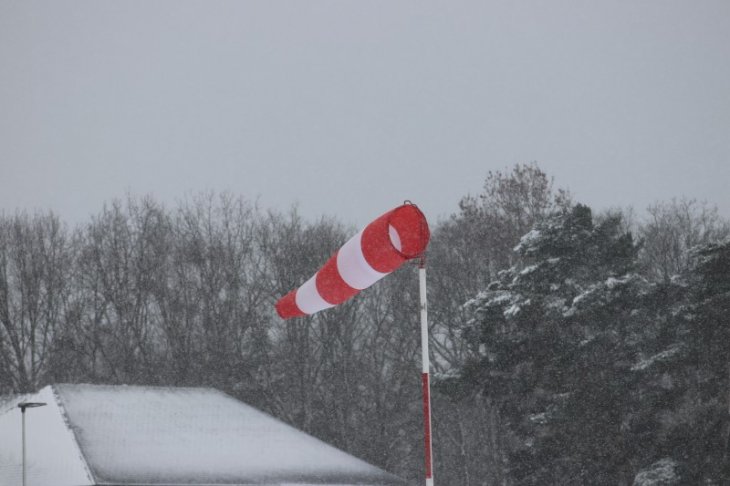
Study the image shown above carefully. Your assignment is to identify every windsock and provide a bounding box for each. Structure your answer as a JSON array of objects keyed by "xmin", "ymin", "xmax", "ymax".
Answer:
[{"xmin": 276, "ymin": 203, "xmax": 430, "ymax": 319}]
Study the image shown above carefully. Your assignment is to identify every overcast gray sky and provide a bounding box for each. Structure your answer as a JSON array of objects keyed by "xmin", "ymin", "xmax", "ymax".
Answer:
[{"xmin": 1, "ymin": 0, "xmax": 728, "ymax": 227}]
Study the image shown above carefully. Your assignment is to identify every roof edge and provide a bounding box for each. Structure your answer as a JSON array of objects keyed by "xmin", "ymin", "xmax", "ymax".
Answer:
[{"xmin": 49, "ymin": 384, "xmax": 97, "ymax": 485}]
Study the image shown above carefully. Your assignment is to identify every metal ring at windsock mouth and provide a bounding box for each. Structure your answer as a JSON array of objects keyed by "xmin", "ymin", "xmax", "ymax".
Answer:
[
  {"xmin": 386, "ymin": 203, "xmax": 430, "ymax": 260},
  {"xmin": 361, "ymin": 204, "xmax": 430, "ymax": 273}
]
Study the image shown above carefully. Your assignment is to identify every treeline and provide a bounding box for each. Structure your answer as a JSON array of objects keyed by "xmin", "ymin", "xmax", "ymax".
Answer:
[{"xmin": 1, "ymin": 164, "xmax": 729, "ymax": 484}]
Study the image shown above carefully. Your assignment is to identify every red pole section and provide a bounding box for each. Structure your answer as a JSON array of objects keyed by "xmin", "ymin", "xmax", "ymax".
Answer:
[
  {"xmin": 422, "ymin": 372, "xmax": 433, "ymax": 483},
  {"xmin": 276, "ymin": 204, "xmax": 430, "ymax": 319}
]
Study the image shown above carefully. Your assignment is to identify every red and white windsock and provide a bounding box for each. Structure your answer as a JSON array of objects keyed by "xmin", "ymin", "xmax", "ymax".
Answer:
[{"xmin": 276, "ymin": 203, "xmax": 430, "ymax": 319}]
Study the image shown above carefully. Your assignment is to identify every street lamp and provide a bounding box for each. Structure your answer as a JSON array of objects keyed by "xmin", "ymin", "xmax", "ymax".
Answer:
[{"xmin": 17, "ymin": 402, "xmax": 46, "ymax": 486}]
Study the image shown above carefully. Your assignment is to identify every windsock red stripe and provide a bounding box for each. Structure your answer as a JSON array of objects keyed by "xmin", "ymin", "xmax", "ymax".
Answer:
[
  {"xmin": 362, "ymin": 214, "xmax": 405, "ymax": 273},
  {"xmin": 275, "ymin": 204, "xmax": 430, "ymax": 319},
  {"xmin": 275, "ymin": 292, "xmax": 305, "ymax": 319},
  {"xmin": 316, "ymin": 252, "xmax": 359, "ymax": 304}
]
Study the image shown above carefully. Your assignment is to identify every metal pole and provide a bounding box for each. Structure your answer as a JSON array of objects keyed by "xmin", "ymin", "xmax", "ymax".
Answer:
[
  {"xmin": 21, "ymin": 407, "xmax": 26, "ymax": 486},
  {"xmin": 419, "ymin": 260, "xmax": 434, "ymax": 486}
]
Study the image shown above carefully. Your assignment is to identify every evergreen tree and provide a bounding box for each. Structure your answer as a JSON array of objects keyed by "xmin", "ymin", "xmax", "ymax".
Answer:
[
  {"xmin": 461, "ymin": 205, "xmax": 646, "ymax": 484},
  {"xmin": 628, "ymin": 239, "xmax": 730, "ymax": 484}
]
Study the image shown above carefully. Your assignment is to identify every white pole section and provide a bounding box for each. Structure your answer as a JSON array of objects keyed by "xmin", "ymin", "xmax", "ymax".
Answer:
[{"xmin": 419, "ymin": 261, "xmax": 434, "ymax": 486}]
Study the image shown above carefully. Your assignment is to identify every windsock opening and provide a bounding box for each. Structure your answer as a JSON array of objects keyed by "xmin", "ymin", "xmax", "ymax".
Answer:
[
  {"xmin": 361, "ymin": 204, "xmax": 429, "ymax": 273},
  {"xmin": 388, "ymin": 204, "xmax": 430, "ymax": 259}
]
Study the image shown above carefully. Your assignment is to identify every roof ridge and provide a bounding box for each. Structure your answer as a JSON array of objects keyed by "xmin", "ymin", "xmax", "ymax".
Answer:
[{"xmin": 50, "ymin": 384, "xmax": 97, "ymax": 485}]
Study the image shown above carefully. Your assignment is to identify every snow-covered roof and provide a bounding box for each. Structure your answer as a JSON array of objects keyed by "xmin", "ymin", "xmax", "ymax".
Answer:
[{"xmin": 0, "ymin": 384, "xmax": 404, "ymax": 486}]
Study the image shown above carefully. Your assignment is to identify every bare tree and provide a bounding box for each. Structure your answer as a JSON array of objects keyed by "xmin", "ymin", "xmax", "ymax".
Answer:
[
  {"xmin": 161, "ymin": 193, "xmax": 269, "ymax": 396},
  {"xmin": 0, "ymin": 211, "xmax": 72, "ymax": 393},
  {"xmin": 71, "ymin": 196, "xmax": 170, "ymax": 383},
  {"xmin": 639, "ymin": 198, "xmax": 730, "ymax": 281},
  {"xmin": 457, "ymin": 162, "xmax": 572, "ymax": 272},
  {"xmin": 428, "ymin": 163, "xmax": 571, "ymax": 373}
]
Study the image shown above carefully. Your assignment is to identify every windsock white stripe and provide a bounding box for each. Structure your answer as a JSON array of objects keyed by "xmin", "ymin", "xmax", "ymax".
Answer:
[
  {"xmin": 336, "ymin": 230, "xmax": 387, "ymax": 290},
  {"xmin": 295, "ymin": 275, "xmax": 336, "ymax": 314}
]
